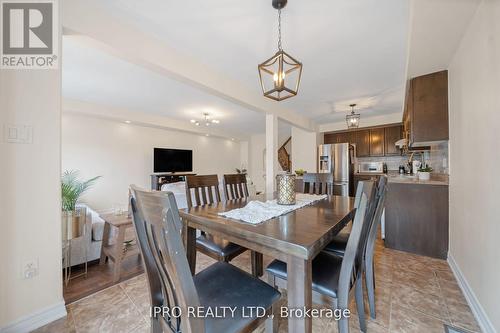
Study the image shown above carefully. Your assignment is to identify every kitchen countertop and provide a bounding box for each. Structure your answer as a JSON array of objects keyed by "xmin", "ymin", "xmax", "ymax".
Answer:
[{"xmin": 354, "ymin": 171, "xmax": 449, "ymax": 186}]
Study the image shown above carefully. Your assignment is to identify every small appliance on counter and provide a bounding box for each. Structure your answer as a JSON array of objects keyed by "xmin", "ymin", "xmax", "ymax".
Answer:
[{"xmin": 358, "ymin": 162, "xmax": 384, "ymax": 174}]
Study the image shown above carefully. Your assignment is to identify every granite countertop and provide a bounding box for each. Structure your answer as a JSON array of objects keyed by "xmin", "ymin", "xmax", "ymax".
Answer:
[{"xmin": 354, "ymin": 171, "xmax": 449, "ymax": 186}]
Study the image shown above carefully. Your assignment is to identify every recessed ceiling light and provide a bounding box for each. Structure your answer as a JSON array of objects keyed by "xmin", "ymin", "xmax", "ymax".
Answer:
[
  {"xmin": 190, "ymin": 119, "xmax": 196, "ymax": 123},
  {"xmin": 231, "ymin": 138, "xmax": 235, "ymax": 141},
  {"xmin": 205, "ymin": 133, "xmax": 210, "ymax": 137},
  {"xmin": 124, "ymin": 120, "xmax": 131, "ymax": 124}
]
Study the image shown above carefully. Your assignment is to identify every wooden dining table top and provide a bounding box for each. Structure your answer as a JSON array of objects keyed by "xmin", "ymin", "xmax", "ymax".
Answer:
[{"xmin": 179, "ymin": 193, "xmax": 355, "ymax": 261}]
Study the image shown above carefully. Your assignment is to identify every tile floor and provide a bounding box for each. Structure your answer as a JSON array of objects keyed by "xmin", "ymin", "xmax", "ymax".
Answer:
[{"xmin": 33, "ymin": 238, "xmax": 481, "ymax": 333}]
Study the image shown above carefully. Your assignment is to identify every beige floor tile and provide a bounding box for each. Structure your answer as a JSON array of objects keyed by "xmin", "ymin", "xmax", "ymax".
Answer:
[
  {"xmin": 392, "ymin": 269, "xmax": 441, "ymax": 296},
  {"xmin": 446, "ymin": 299, "xmax": 481, "ymax": 333},
  {"xmin": 31, "ymin": 308, "xmax": 76, "ymax": 333},
  {"xmin": 391, "ymin": 284, "xmax": 449, "ymax": 321},
  {"xmin": 390, "ymin": 304, "xmax": 448, "ymax": 333}
]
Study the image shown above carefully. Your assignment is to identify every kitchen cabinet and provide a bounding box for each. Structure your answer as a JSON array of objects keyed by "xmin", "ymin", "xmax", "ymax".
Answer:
[
  {"xmin": 324, "ymin": 124, "xmax": 402, "ymax": 157},
  {"xmin": 369, "ymin": 128, "xmax": 385, "ymax": 157},
  {"xmin": 384, "ymin": 125, "xmax": 403, "ymax": 155},
  {"xmin": 406, "ymin": 70, "xmax": 449, "ymax": 145},
  {"xmin": 385, "ymin": 182, "xmax": 449, "ymax": 259},
  {"xmin": 355, "ymin": 130, "xmax": 371, "ymax": 157}
]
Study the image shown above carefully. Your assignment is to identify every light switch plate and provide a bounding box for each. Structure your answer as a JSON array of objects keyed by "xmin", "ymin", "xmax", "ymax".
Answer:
[{"xmin": 4, "ymin": 124, "xmax": 33, "ymax": 144}]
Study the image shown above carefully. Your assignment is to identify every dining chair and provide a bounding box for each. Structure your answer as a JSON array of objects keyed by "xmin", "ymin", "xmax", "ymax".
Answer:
[
  {"xmin": 223, "ymin": 174, "xmax": 264, "ymax": 276},
  {"xmin": 323, "ymin": 175, "xmax": 388, "ymax": 319},
  {"xmin": 130, "ymin": 185, "xmax": 281, "ymax": 333},
  {"xmin": 223, "ymin": 174, "xmax": 249, "ymax": 200},
  {"xmin": 302, "ymin": 173, "xmax": 333, "ymax": 195},
  {"xmin": 266, "ymin": 181, "xmax": 376, "ymax": 333},
  {"xmin": 185, "ymin": 175, "xmax": 248, "ymax": 272}
]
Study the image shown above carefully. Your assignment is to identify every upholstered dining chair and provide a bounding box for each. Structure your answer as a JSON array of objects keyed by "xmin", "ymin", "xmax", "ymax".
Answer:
[
  {"xmin": 130, "ymin": 185, "xmax": 281, "ymax": 333},
  {"xmin": 323, "ymin": 175, "xmax": 388, "ymax": 319},
  {"xmin": 223, "ymin": 174, "xmax": 249, "ymax": 200},
  {"xmin": 302, "ymin": 173, "xmax": 333, "ymax": 195},
  {"xmin": 184, "ymin": 175, "xmax": 248, "ymax": 272},
  {"xmin": 266, "ymin": 181, "xmax": 376, "ymax": 333}
]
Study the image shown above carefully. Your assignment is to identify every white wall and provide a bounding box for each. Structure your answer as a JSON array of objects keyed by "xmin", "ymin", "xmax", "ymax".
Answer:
[
  {"xmin": 448, "ymin": 0, "xmax": 500, "ymax": 331},
  {"xmin": 249, "ymin": 133, "xmax": 266, "ymax": 193},
  {"xmin": 0, "ymin": 39, "xmax": 64, "ymax": 332},
  {"xmin": 291, "ymin": 127, "xmax": 320, "ymax": 173},
  {"xmin": 62, "ymin": 114, "xmax": 241, "ymax": 211}
]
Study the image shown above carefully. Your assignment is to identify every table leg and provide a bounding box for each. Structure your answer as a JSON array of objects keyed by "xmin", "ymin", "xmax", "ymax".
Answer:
[
  {"xmin": 112, "ymin": 226, "xmax": 126, "ymax": 282},
  {"xmin": 184, "ymin": 225, "xmax": 197, "ymax": 275},
  {"xmin": 287, "ymin": 256, "xmax": 312, "ymax": 333},
  {"xmin": 99, "ymin": 222, "xmax": 111, "ymax": 265},
  {"xmin": 251, "ymin": 251, "xmax": 263, "ymax": 277}
]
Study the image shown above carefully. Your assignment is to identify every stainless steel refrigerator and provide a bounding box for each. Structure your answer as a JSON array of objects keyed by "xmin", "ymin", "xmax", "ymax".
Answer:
[{"xmin": 318, "ymin": 143, "xmax": 355, "ymax": 196}]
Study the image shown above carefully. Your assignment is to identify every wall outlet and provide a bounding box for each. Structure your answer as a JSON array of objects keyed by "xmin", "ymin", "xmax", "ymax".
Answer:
[
  {"xmin": 21, "ymin": 258, "xmax": 39, "ymax": 279},
  {"xmin": 3, "ymin": 124, "xmax": 33, "ymax": 144}
]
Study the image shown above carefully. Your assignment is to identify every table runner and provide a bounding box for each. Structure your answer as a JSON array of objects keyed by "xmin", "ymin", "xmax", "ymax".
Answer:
[{"xmin": 218, "ymin": 193, "xmax": 327, "ymax": 224}]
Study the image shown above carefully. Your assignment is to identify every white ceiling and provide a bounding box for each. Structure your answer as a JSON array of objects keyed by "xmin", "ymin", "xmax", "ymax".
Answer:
[
  {"xmin": 63, "ymin": 36, "xmax": 265, "ymax": 136},
  {"xmin": 63, "ymin": 0, "xmax": 413, "ymax": 134}
]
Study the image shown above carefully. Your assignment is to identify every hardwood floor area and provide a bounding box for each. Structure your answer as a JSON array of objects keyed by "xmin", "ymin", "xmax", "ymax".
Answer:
[{"xmin": 63, "ymin": 254, "xmax": 144, "ymax": 304}]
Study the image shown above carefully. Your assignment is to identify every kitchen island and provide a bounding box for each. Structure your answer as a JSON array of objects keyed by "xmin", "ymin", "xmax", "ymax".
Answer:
[{"xmin": 384, "ymin": 174, "xmax": 449, "ymax": 259}]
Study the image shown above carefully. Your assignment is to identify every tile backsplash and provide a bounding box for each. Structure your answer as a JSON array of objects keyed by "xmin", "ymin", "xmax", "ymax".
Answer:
[{"xmin": 356, "ymin": 141, "xmax": 449, "ymax": 174}]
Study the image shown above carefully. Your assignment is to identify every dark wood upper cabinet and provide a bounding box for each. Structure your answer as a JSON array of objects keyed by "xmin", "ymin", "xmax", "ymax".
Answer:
[
  {"xmin": 409, "ymin": 70, "xmax": 449, "ymax": 144},
  {"xmin": 355, "ymin": 130, "xmax": 371, "ymax": 157},
  {"xmin": 369, "ymin": 128, "xmax": 385, "ymax": 157},
  {"xmin": 384, "ymin": 125, "xmax": 403, "ymax": 156}
]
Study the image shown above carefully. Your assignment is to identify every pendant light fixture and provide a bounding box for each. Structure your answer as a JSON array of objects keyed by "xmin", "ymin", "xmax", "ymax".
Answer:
[
  {"xmin": 258, "ymin": 0, "xmax": 302, "ymax": 101},
  {"xmin": 346, "ymin": 104, "xmax": 360, "ymax": 128}
]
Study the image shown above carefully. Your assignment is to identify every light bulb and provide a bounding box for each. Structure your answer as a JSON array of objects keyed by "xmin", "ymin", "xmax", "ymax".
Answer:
[{"xmin": 273, "ymin": 73, "xmax": 278, "ymax": 82}]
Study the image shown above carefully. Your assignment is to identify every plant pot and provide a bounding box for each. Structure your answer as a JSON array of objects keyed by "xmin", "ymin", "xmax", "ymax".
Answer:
[
  {"xmin": 62, "ymin": 207, "xmax": 86, "ymax": 241},
  {"xmin": 418, "ymin": 171, "xmax": 430, "ymax": 181}
]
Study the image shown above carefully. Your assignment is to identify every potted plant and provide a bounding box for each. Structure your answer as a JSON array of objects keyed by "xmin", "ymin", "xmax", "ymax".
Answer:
[
  {"xmin": 61, "ymin": 170, "xmax": 101, "ymax": 240},
  {"xmin": 235, "ymin": 168, "xmax": 247, "ymax": 174},
  {"xmin": 295, "ymin": 168, "xmax": 306, "ymax": 177},
  {"xmin": 417, "ymin": 165, "xmax": 433, "ymax": 181}
]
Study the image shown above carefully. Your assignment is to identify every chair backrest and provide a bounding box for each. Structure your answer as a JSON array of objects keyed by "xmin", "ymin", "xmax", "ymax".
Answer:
[
  {"xmin": 130, "ymin": 185, "xmax": 204, "ymax": 333},
  {"xmin": 365, "ymin": 175, "xmax": 388, "ymax": 260},
  {"xmin": 302, "ymin": 173, "xmax": 333, "ymax": 195},
  {"xmin": 185, "ymin": 175, "xmax": 222, "ymax": 208},
  {"xmin": 337, "ymin": 180, "xmax": 374, "ymax": 307},
  {"xmin": 223, "ymin": 174, "xmax": 249, "ymax": 200}
]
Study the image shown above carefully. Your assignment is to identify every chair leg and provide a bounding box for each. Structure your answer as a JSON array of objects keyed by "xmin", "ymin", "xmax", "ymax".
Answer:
[
  {"xmin": 355, "ymin": 276, "xmax": 367, "ymax": 333},
  {"xmin": 365, "ymin": 258, "xmax": 376, "ymax": 319},
  {"xmin": 150, "ymin": 316, "xmax": 161, "ymax": 333},
  {"xmin": 251, "ymin": 251, "xmax": 264, "ymax": 277},
  {"xmin": 265, "ymin": 304, "xmax": 279, "ymax": 333}
]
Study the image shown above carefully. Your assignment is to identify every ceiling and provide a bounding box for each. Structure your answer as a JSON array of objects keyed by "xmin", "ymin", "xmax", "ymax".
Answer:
[
  {"xmin": 63, "ymin": 0, "xmax": 412, "ymax": 135},
  {"xmin": 63, "ymin": 36, "xmax": 265, "ymax": 137}
]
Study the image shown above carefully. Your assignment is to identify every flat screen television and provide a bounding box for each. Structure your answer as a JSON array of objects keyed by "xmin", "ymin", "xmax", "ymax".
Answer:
[{"xmin": 153, "ymin": 148, "xmax": 193, "ymax": 173}]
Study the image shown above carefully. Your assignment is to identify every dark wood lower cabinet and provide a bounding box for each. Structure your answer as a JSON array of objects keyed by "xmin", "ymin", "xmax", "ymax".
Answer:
[{"xmin": 385, "ymin": 183, "xmax": 449, "ymax": 259}]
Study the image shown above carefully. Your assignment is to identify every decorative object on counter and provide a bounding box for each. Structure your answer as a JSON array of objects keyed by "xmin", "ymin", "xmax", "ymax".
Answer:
[
  {"xmin": 383, "ymin": 163, "xmax": 388, "ymax": 174},
  {"xmin": 294, "ymin": 168, "xmax": 305, "ymax": 176},
  {"xmin": 61, "ymin": 170, "xmax": 101, "ymax": 285},
  {"xmin": 258, "ymin": 0, "xmax": 302, "ymax": 101},
  {"xmin": 346, "ymin": 103, "xmax": 360, "ymax": 128},
  {"xmin": 418, "ymin": 165, "xmax": 433, "ymax": 181},
  {"xmin": 399, "ymin": 165, "xmax": 406, "ymax": 174},
  {"xmin": 276, "ymin": 173, "xmax": 296, "ymax": 205}
]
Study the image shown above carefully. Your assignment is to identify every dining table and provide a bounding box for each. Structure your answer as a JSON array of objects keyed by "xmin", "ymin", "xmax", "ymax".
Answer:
[{"xmin": 179, "ymin": 193, "xmax": 355, "ymax": 333}]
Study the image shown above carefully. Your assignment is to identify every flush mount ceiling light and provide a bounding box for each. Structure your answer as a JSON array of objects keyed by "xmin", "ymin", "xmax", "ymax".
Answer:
[
  {"xmin": 190, "ymin": 112, "xmax": 220, "ymax": 127},
  {"xmin": 346, "ymin": 103, "xmax": 360, "ymax": 129},
  {"xmin": 258, "ymin": 0, "xmax": 302, "ymax": 101}
]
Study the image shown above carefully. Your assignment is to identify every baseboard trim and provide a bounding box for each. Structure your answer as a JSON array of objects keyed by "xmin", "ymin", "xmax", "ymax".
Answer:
[
  {"xmin": 0, "ymin": 301, "xmax": 67, "ymax": 333},
  {"xmin": 448, "ymin": 254, "xmax": 497, "ymax": 333}
]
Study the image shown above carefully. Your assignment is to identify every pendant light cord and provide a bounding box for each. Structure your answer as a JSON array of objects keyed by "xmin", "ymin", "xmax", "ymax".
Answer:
[{"xmin": 277, "ymin": 9, "xmax": 282, "ymax": 51}]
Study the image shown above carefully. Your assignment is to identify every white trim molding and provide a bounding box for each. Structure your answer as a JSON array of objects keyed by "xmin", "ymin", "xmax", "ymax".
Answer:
[
  {"xmin": 0, "ymin": 301, "xmax": 67, "ymax": 333},
  {"xmin": 448, "ymin": 254, "xmax": 497, "ymax": 333}
]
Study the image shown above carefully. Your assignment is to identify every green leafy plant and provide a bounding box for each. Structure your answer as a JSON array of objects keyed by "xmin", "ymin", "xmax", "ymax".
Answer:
[
  {"xmin": 295, "ymin": 168, "xmax": 305, "ymax": 176},
  {"xmin": 236, "ymin": 168, "xmax": 247, "ymax": 174},
  {"xmin": 61, "ymin": 170, "xmax": 101, "ymax": 211},
  {"xmin": 418, "ymin": 166, "xmax": 433, "ymax": 173}
]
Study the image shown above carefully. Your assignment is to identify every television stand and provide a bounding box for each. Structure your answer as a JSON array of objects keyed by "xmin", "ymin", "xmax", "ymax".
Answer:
[{"xmin": 151, "ymin": 173, "xmax": 196, "ymax": 191}]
